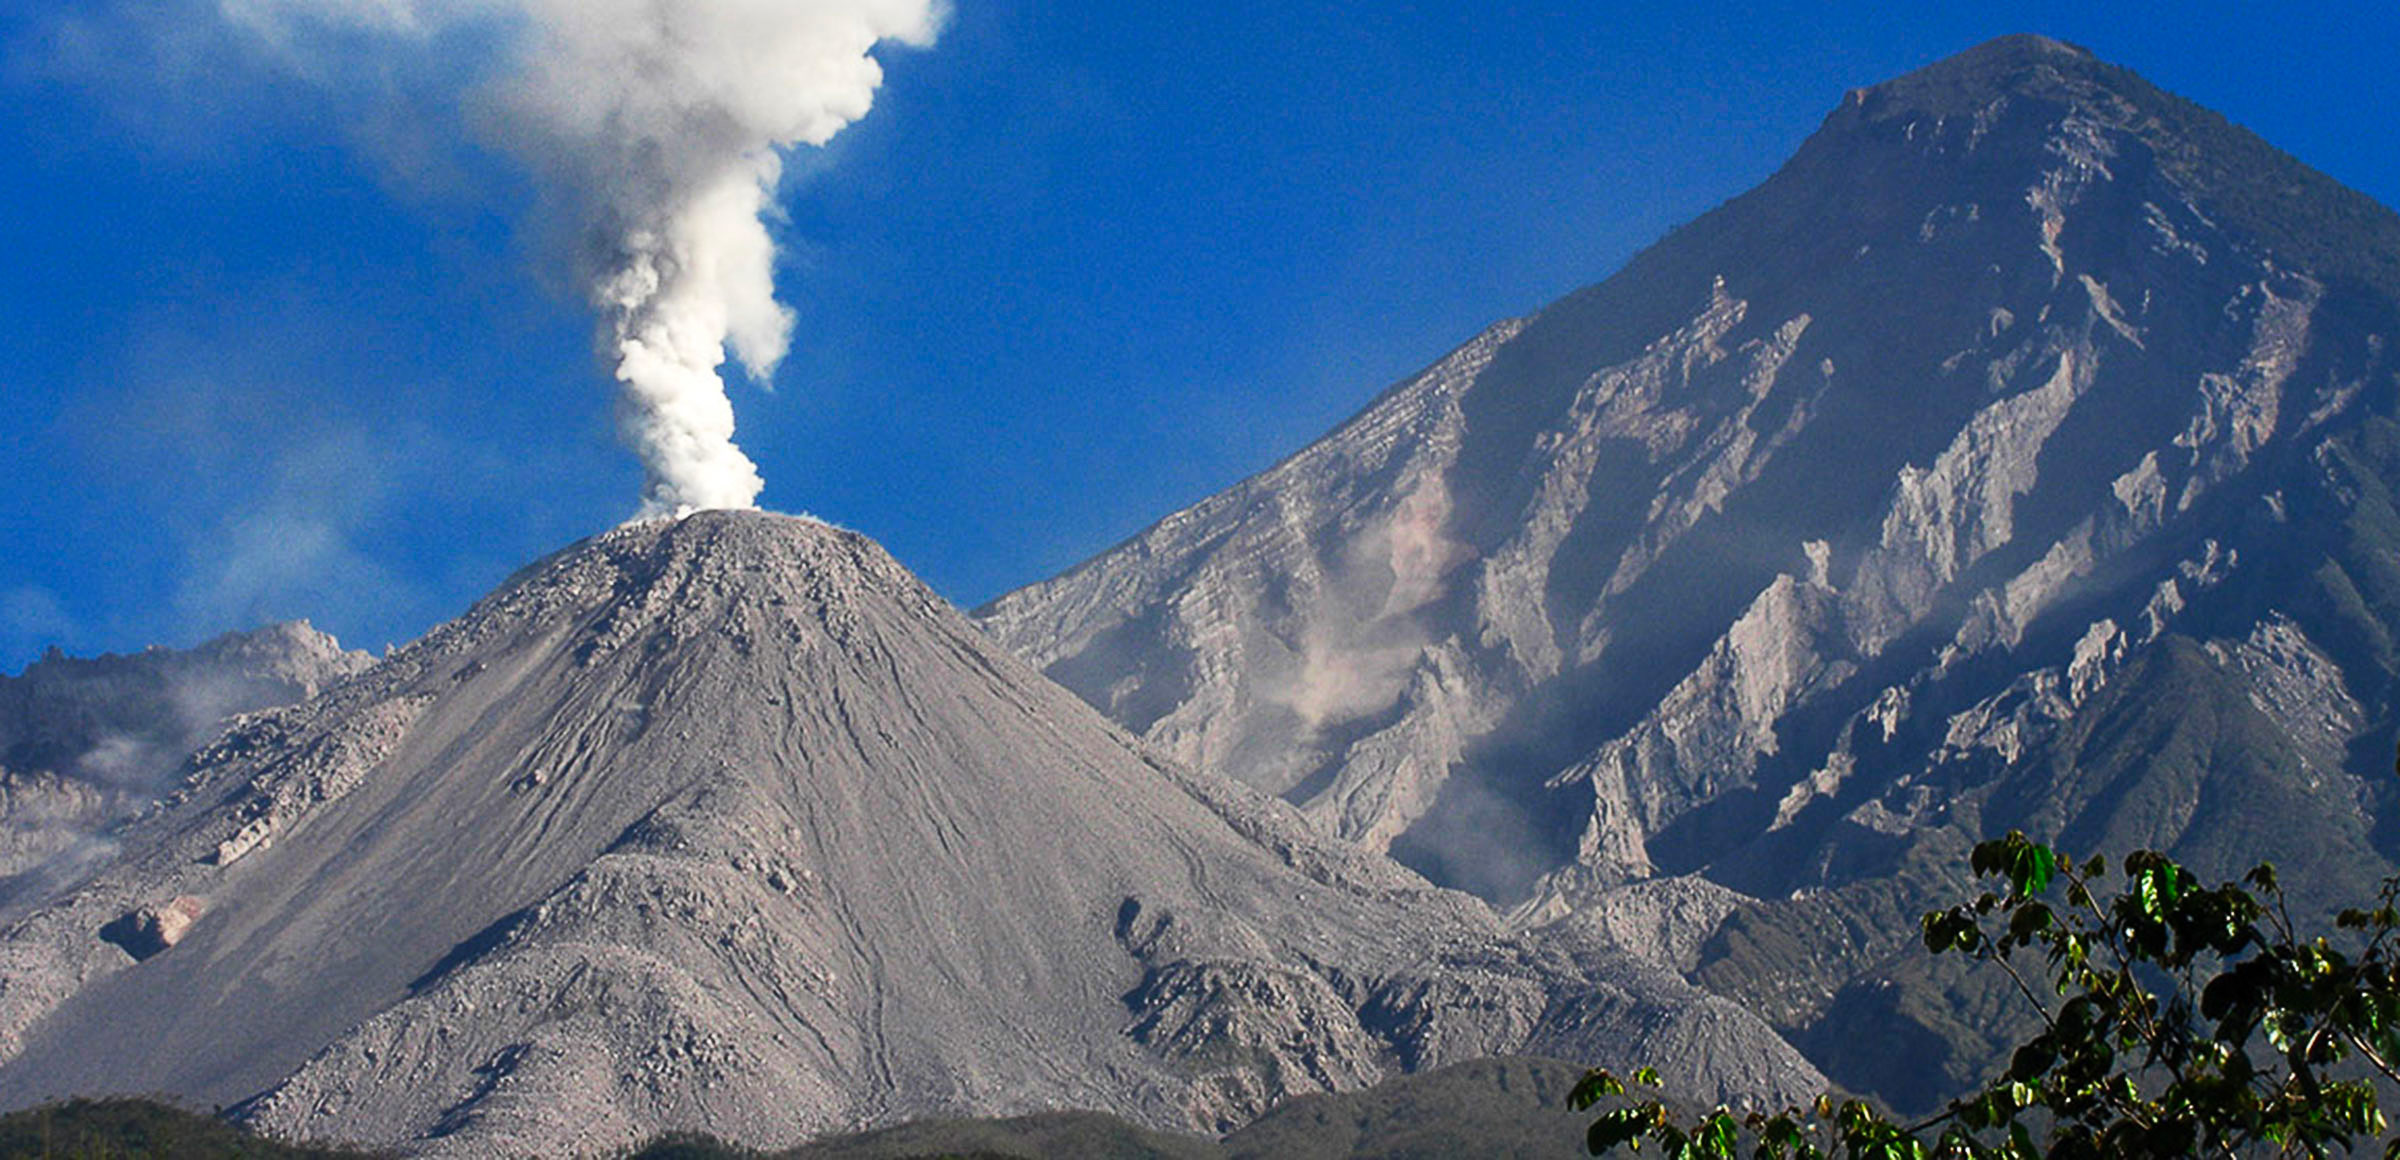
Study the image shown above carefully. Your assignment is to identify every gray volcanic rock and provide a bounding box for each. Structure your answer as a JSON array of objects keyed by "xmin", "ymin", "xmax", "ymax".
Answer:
[
  {"xmin": 0, "ymin": 622, "xmax": 370, "ymax": 895},
  {"xmin": 977, "ymin": 35, "xmax": 2400, "ymax": 1105},
  {"xmin": 0, "ymin": 622, "xmax": 370, "ymax": 792},
  {"xmin": 0, "ymin": 512, "xmax": 1816, "ymax": 1156}
]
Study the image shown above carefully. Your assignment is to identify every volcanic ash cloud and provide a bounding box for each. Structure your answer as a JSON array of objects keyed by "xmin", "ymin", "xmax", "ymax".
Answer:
[{"xmin": 222, "ymin": 0, "xmax": 946, "ymax": 515}]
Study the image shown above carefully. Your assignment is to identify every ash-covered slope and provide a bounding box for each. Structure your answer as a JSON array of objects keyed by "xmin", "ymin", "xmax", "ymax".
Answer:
[
  {"xmin": 0, "ymin": 623, "xmax": 369, "ymax": 894},
  {"xmin": 977, "ymin": 36, "xmax": 2400, "ymax": 1105},
  {"xmin": 0, "ymin": 512, "xmax": 1814, "ymax": 1155}
]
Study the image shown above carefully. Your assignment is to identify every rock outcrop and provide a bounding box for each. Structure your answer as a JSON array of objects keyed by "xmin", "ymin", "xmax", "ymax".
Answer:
[{"xmin": 97, "ymin": 895, "xmax": 205, "ymax": 961}]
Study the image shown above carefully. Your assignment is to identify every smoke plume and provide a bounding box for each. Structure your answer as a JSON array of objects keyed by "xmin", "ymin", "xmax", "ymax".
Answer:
[{"xmin": 218, "ymin": 0, "xmax": 945, "ymax": 515}]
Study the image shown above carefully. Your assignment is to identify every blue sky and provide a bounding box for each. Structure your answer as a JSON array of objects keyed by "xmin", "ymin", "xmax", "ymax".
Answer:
[{"xmin": 4, "ymin": 1, "xmax": 2397, "ymax": 669}]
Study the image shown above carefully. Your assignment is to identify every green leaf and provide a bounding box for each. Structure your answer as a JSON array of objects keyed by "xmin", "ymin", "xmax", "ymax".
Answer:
[
  {"xmin": 2136, "ymin": 868, "xmax": 2168, "ymax": 920},
  {"xmin": 1571, "ymin": 1069, "xmax": 1625, "ymax": 1109},
  {"xmin": 2264, "ymin": 1008, "xmax": 2296, "ymax": 1053},
  {"xmin": 1702, "ymin": 1111, "xmax": 1738, "ymax": 1157},
  {"xmin": 1586, "ymin": 1106, "xmax": 1650, "ymax": 1154},
  {"xmin": 2009, "ymin": 1120, "xmax": 2036, "ymax": 1158},
  {"xmin": 1921, "ymin": 912, "xmax": 1954, "ymax": 954},
  {"xmin": 2200, "ymin": 970, "xmax": 2252, "ymax": 1022},
  {"xmin": 2010, "ymin": 842, "xmax": 2057, "ymax": 898},
  {"xmin": 2008, "ymin": 902, "xmax": 2053, "ymax": 943},
  {"xmin": 2009, "ymin": 1040, "xmax": 2054, "ymax": 1081},
  {"xmin": 1972, "ymin": 838, "xmax": 2008, "ymax": 878}
]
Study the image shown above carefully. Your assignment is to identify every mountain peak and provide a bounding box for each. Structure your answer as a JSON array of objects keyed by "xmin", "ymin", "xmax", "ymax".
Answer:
[
  {"xmin": 485, "ymin": 509, "xmax": 918, "ymax": 616},
  {"xmin": 1845, "ymin": 34, "xmax": 2103, "ymax": 120},
  {"xmin": 417, "ymin": 508, "xmax": 944, "ymax": 682},
  {"xmin": 1800, "ymin": 34, "xmax": 2400, "ymax": 306}
]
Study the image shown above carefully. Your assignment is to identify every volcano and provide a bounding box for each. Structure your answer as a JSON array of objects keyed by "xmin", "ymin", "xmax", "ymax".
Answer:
[{"xmin": 0, "ymin": 512, "xmax": 1812, "ymax": 1154}]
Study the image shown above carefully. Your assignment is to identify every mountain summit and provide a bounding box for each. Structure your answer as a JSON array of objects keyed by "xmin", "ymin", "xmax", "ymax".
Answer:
[
  {"xmin": 979, "ymin": 36, "xmax": 2400, "ymax": 1108},
  {"xmin": 0, "ymin": 512, "xmax": 1811, "ymax": 1154}
]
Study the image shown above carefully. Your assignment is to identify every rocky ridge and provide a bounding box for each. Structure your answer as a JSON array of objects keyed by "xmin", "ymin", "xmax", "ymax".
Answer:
[{"xmin": 0, "ymin": 622, "xmax": 369, "ymax": 900}]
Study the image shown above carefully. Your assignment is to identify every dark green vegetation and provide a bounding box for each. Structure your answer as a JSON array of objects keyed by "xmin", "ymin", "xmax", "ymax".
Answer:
[
  {"xmin": 627, "ymin": 1112, "xmax": 1212, "ymax": 1160},
  {"xmin": 0, "ymin": 1098, "xmax": 382, "ymax": 1159},
  {"xmin": 0, "ymin": 1064, "xmax": 1593, "ymax": 1160},
  {"xmin": 1580, "ymin": 834, "xmax": 2400, "ymax": 1157},
  {"xmin": 1223, "ymin": 1057, "xmax": 1597, "ymax": 1159},
  {"xmin": 624, "ymin": 1058, "xmax": 1596, "ymax": 1160}
]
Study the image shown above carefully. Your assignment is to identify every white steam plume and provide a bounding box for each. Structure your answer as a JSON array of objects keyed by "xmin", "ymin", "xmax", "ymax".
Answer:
[{"xmin": 219, "ymin": 0, "xmax": 945, "ymax": 515}]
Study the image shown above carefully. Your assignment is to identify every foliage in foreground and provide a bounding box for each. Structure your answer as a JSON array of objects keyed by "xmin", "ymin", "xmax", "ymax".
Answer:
[{"xmin": 1576, "ymin": 833, "xmax": 2400, "ymax": 1158}]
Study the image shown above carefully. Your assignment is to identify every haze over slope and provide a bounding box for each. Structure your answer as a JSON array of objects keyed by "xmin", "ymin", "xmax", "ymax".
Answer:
[
  {"xmin": 0, "ymin": 623, "xmax": 368, "ymax": 899},
  {"xmin": 0, "ymin": 512, "xmax": 1814, "ymax": 1155},
  {"xmin": 978, "ymin": 35, "xmax": 2400, "ymax": 1107}
]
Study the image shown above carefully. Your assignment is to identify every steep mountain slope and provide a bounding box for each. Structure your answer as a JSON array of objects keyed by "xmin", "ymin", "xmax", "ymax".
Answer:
[
  {"xmin": 977, "ymin": 35, "xmax": 2400, "ymax": 1105},
  {"xmin": 0, "ymin": 623, "xmax": 369, "ymax": 899},
  {"xmin": 0, "ymin": 511, "xmax": 1815, "ymax": 1155}
]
